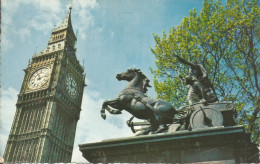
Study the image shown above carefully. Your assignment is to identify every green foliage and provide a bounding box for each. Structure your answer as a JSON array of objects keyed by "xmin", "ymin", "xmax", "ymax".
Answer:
[{"xmin": 151, "ymin": 0, "xmax": 259, "ymax": 141}]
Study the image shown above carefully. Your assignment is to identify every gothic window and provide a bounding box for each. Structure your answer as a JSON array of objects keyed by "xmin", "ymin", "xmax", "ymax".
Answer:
[
  {"xmin": 27, "ymin": 111, "xmax": 32, "ymax": 132},
  {"xmin": 24, "ymin": 141, "xmax": 30, "ymax": 161},
  {"xmin": 21, "ymin": 111, "xmax": 28, "ymax": 134},
  {"xmin": 28, "ymin": 140, "xmax": 34, "ymax": 162},
  {"xmin": 17, "ymin": 141, "xmax": 24, "ymax": 161},
  {"xmin": 49, "ymin": 140, "xmax": 54, "ymax": 162},
  {"xmin": 39, "ymin": 108, "xmax": 44, "ymax": 129},
  {"xmin": 24, "ymin": 111, "xmax": 31, "ymax": 133},
  {"xmin": 32, "ymin": 110, "xmax": 36, "ymax": 132}
]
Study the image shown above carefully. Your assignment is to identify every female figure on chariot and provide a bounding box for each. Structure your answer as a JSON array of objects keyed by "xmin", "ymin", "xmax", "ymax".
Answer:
[{"xmin": 174, "ymin": 54, "xmax": 218, "ymax": 105}]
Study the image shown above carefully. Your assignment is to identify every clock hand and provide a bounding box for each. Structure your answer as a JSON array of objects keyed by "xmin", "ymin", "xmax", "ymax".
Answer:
[{"xmin": 36, "ymin": 74, "xmax": 40, "ymax": 80}]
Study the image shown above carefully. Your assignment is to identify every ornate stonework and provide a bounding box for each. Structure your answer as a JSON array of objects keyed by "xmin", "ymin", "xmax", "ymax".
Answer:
[{"xmin": 4, "ymin": 6, "xmax": 85, "ymax": 163}]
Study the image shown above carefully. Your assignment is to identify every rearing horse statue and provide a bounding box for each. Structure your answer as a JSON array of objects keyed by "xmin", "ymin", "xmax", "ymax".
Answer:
[{"xmin": 100, "ymin": 68, "xmax": 176, "ymax": 132}]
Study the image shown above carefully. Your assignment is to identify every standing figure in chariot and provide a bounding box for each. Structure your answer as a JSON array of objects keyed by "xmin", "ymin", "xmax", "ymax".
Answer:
[{"xmin": 174, "ymin": 54, "xmax": 218, "ymax": 105}]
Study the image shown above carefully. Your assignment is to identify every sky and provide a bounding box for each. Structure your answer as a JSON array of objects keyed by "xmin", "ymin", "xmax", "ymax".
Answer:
[{"xmin": 1, "ymin": 0, "xmax": 203, "ymax": 162}]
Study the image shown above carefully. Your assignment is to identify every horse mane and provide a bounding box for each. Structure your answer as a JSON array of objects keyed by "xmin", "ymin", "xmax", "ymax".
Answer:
[{"xmin": 127, "ymin": 68, "xmax": 152, "ymax": 93}]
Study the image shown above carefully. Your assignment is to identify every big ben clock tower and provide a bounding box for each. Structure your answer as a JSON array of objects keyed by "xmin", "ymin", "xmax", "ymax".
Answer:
[{"xmin": 3, "ymin": 6, "xmax": 85, "ymax": 163}]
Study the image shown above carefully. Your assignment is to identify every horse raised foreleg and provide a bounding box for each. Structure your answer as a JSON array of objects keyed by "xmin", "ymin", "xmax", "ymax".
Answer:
[{"xmin": 101, "ymin": 98, "xmax": 122, "ymax": 120}]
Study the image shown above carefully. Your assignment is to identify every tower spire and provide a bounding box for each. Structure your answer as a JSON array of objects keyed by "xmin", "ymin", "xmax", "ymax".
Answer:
[
  {"xmin": 51, "ymin": 2, "xmax": 74, "ymax": 34},
  {"xmin": 69, "ymin": 0, "xmax": 74, "ymax": 10},
  {"xmin": 37, "ymin": 1, "xmax": 77, "ymax": 56},
  {"xmin": 46, "ymin": 2, "xmax": 77, "ymax": 48}
]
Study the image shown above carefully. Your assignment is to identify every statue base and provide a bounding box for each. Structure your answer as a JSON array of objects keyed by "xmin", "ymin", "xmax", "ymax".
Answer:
[{"xmin": 79, "ymin": 125, "xmax": 258, "ymax": 163}]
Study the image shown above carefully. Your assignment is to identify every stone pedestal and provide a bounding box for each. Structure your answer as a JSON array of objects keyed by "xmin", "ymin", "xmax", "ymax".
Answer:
[{"xmin": 79, "ymin": 125, "xmax": 258, "ymax": 163}]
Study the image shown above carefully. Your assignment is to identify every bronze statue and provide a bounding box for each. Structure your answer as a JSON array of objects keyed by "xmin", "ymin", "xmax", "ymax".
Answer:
[
  {"xmin": 174, "ymin": 55, "xmax": 218, "ymax": 105},
  {"xmin": 100, "ymin": 68, "xmax": 176, "ymax": 133}
]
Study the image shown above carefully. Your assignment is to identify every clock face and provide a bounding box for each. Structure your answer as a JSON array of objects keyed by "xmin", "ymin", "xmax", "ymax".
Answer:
[
  {"xmin": 65, "ymin": 74, "xmax": 78, "ymax": 98},
  {"xmin": 28, "ymin": 68, "xmax": 50, "ymax": 89}
]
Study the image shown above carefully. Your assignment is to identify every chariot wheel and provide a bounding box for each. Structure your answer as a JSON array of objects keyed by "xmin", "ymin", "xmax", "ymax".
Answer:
[{"xmin": 190, "ymin": 107, "xmax": 223, "ymax": 129}]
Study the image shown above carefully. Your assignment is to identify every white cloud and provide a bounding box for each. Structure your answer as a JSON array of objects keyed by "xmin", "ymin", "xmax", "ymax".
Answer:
[
  {"xmin": 1, "ymin": 0, "xmax": 22, "ymax": 51},
  {"xmin": 71, "ymin": 89, "xmax": 133, "ymax": 163},
  {"xmin": 2, "ymin": 0, "xmax": 63, "ymax": 52},
  {"xmin": 110, "ymin": 30, "xmax": 115, "ymax": 37},
  {"xmin": 2, "ymin": 0, "xmax": 99, "ymax": 52},
  {"xmin": 17, "ymin": 27, "xmax": 32, "ymax": 41},
  {"xmin": 2, "ymin": 0, "xmax": 21, "ymax": 26},
  {"xmin": 1, "ymin": 28, "xmax": 14, "ymax": 51},
  {"xmin": 0, "ymin": 88, "xmax": 18, "ymax": 157},
  {"xmin": 77, "ymin": 0, "xmax": 98, "ymax": 8},
  {"xmin": 26, "ymin": 0, "xmax": 63, "ymax": 34},
  {"xmin": 73, "ymin": 0, "xmax": 99, "ymax": 40},
  {"xmin": 33, "ymin": 0, "xmax": 62, "ymax": 12}
]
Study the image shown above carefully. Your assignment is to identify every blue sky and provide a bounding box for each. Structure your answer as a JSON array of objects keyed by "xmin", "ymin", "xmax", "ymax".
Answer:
[{"xmin": 1, "ymin": 0, "xmax": 203, "ymax": 162}]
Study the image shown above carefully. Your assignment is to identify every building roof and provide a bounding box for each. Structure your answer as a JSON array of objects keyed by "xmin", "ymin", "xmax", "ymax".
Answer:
[{"xmin": 53, "ymin": 6, "xmax": 74, "ymax": 34}]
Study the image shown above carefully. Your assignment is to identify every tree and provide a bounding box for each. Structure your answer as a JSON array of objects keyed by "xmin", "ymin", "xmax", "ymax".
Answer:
[{"xmin": 151, "ymin": 0, "xmax": 259, "ymax": 140}]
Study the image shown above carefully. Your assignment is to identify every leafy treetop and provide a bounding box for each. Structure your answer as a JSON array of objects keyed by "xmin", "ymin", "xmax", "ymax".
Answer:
[{"xmin": 151, "ymin": 0, "xmax": 259, "ymax": 141}]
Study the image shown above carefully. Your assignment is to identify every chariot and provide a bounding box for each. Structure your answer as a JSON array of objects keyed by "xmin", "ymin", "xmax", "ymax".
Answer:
[{"xmin": 127, "ymin": 102, "xmax": 236, "ymax": 134}]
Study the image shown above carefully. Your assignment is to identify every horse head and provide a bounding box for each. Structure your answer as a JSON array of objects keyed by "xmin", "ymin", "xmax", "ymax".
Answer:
[
  {"xmin": 116, "ymin": 68, "xmax": 139, "ymax": 81},
  {"xmin": 116, "ymin": 68, "xmax": 152, "ymax": 93}
]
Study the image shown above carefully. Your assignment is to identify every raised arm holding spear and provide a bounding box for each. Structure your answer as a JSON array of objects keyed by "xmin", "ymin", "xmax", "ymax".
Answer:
[{"xmin": 173, "ymin": 54, "xmax": 218, "ymax": 105}]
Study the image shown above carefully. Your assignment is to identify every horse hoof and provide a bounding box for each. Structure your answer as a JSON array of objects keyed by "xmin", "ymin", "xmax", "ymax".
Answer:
[
  {"xmin": 101, "ymin": 113, "xmax": 106, "ymax": 120},
  {"xmin": 154, "ymin": 125, "xmax": 168, "ymax": 133}
]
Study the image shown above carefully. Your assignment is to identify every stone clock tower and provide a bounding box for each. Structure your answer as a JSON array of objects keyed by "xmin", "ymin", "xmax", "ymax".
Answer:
[{"xmin": 3, "ymin": 6, "xmax": 85, "ymax": 163}]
